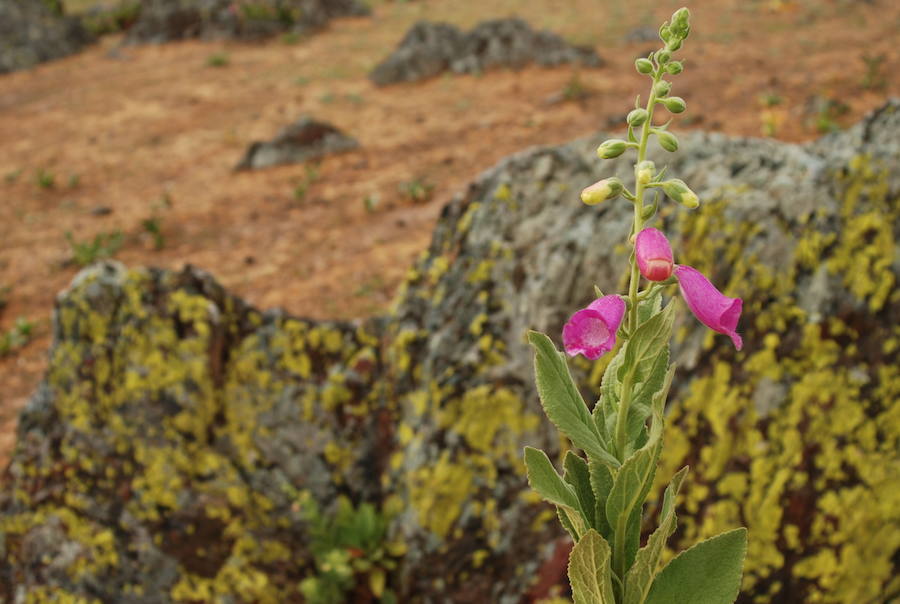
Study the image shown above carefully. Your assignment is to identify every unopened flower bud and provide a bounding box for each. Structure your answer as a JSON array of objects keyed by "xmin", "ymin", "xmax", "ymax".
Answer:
[
  {"xmin": 656, "ymin": 130, "xmax": 679, "ymax": 152},
  {"xmin": 672, "ymin": 8, "xmax": 690, "ymax": 27},
  {"xmin": 656, "ymin": 49, "xmax": 672, "ymax": 65},
  {"xmin": 670, "ymin": 8, "xmax": 691, "ymax": 39},
  {"xmin": 666, "ymin": 61, "xmax": 684, "ymax": 75},
  {"xmin": 667, "ymin": 38, "xmax": 683, "ymax": 51},
  {"xmin": 662, "ymin": 96, "xmax": 686, "ymax": 113},
  {"xmin": 597, "ymin": 139, "xmax": 628, "ymax": 159},
  {"xmin": 636, "ymin": 160, "xmax": 655, "ymax": 185},
  {"xmin": 662, "ymin": 178, "xmax": 699, "ymax": 208},
  {"xmin": 659, "ymin": 24, "xmax": 671, "ymax": 42},
  {"xmin": 635, "ymin": 228, "xmax": 674, "ymax": 282},
  {"xmin": 635, "ymin": 58, "xmax": 653, "ymax": 74},
  {"xmin": 654, "ymin": 80, "xmax": 671, "ymax": 97},
  {"xmin": 627, "ymin": 108, "xmax": 649, "ymax": 127},
  {"xmin": 581, "ymin": 177, "xmax": 624, "ymax": 205}
]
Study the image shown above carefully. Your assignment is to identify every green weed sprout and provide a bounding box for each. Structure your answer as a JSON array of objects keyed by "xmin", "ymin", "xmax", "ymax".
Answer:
[
  {"xmin": 65, "ymin": 230, "xmax": 124, "ymax": 267},
  {"xmin": 523, "ymin": 9, "xmax": 748, "ymax": 604}
]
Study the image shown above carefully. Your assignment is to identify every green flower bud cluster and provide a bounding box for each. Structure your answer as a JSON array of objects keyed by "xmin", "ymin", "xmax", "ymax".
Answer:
[{"xmin": 590, "ymin": 7, "xmax": 699, "ymax": 215}]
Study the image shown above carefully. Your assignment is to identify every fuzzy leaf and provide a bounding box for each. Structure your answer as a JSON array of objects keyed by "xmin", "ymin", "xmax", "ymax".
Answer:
[
  {"xmin": 565, "ymin": 451, "xmax": 596, "ymax": 529},
  {"xmin": 558, "ymin": 506, "xmax": 580, "ymax": 542},
  {"xmin": 604, "ymin": 379, "xmax": 669, "ymax": 536},
  {"xmin": 529, "ymin": 331, "xmax": 619, "ymax": 467},
  {"xmin": 568, "ymin": 529, "xmax": 617, "ymax": 604},
  {"xmin": 595, "ymin": 345, "xmax": 625, "ymax": 437},
  {"xmin": 623, "ymin": 466, "xmax": 689, "ymax": 604},
  {"xmin": 621, "ymin": 301, "xmax": 675, "ymax": 385},
  {"xmin": 645, "ymin": 528, "xmax": 748, "ymax": 604},
  {"xmin": 589, "ymin": 459, "xmax": 615, "ymax": 541},
  {"xmin": 524, "ymin": 447, "xmax": 582, "ymax": 513},
  {"xmin": 637, "ymin": 288, "xmax": 663, "ymax": 324}
]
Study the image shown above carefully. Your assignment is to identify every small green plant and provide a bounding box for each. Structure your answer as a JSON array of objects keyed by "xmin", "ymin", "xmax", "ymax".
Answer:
[
  {"xmin": 319, "ymin": 92, "xmax": 337, "ymax": 105},
  {"xmin": 344, "ymin": 93, "xmax": 365, "ymax": 106},
  {"xmin": 41, "ymin": 0, "xmax": 63, "ymax": 16},
  {"xmin": 81, "ymin": 1, "xmax": 141, "ymax": 36},
  {"xmin": 562, "ymin": 71, "xmax": 591, "ymax": 102},
  {"xmin": 860, "ymin": 53, "xmax": 886, "ymax": 90},
  {"xmin": 295, "ymin": 75, "xmax": 311, "ymax": 86},
  {"xmin": 0, "ymin": 317, "xmax": 35, "ymax": 357},
  {"xmin": 4, "ymin": 169, "xmax": 22, "ymax": 184},
  {"xmin": 240, "ymin": 2, "xmax": 298, "ymax": 24},
  {"xmin": 295, "ymin": 492, "xmax": 404, "ymax": 604},
  {"xmin": 68, "ymin": 174, "xmax": 81, "ymax": 189},
  {"xmin": 398, "ymin": 177, "xmax": 434, "ymax": 204},
  {"xmin": 36, "ymin": 168, "xmax": 55, "ymax": 190},
  {"xmin": 809, "ymin": 95, "xmax": 850, "ymax": 134},
  {"xmin": 363, "ymin": 193, "xmax": 380, "ymax": 213},
  {"xmin": 141, "ymin": 217, "xmax": 165, "ymax": 251},
  {"xmin": 281, "ymin": 31, "xmax": 303, "ymax": 45},
  {"xmin": 293, "ymin": 164, "xmax": 321, "ymax": 203},
  {"xmin": 206, "ymin": 52, "xmax": 230, "ymax": 68},
  {"xmin": 759, "ymin": 91, "xmax": 782, "ymax": 107},
  {"xmin": 65, "ymin": 230, "xmax": 124, "ymax": 266}
]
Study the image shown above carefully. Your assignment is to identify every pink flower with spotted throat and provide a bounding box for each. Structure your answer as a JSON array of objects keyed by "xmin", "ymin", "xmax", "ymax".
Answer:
[
  {"xmin": 563, "ymin": 295, "xmax": 626, "ymax": 360},
  {"xmin": 635, "ymin": 227, "xmax": 674, "ymax": 282},
  {"xmin": 674, "ymin": 265, "xmax": 743, "ymax": 350}
]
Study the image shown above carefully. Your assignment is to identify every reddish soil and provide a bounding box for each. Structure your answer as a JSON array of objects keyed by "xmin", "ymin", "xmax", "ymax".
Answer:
[{"xmin": 1, "ymin": 0, "xmax": 898, "ymax": 465}]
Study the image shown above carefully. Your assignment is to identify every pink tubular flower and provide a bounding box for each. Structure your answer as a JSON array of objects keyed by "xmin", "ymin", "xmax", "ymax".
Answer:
[
  {"xmin": 674, "ymin": 265, "xmax": 743, "ymax": 350},
  {"xmin": 563, "ymin": 295, "xmax": 626, "ymax": 360},
  {"xmin": 635, "ymin": 228, "xmax": 674, "ymax": 281}
]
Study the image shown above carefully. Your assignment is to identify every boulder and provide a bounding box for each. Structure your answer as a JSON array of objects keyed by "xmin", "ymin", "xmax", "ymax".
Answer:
[
  {"xmin": 1, "ymin": 101, "xmax": 898, "ymax": 603},
  {"xmin": 125, "ymin": 0, "xmax": 370, "ymax": 44},
  {"xmin": 235, "ymin": 117, "xmax": 359, "ymax": 171},
  {"xmin": 370, "ymin": 18, "xmax": 603, "ymax": 86},
  {"xmin": 0, "ymin": 0, "xmax": 93, "ymax": 74}
]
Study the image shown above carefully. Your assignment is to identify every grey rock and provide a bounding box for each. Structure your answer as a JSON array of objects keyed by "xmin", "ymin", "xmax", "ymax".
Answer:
[
  {"xmin": 0, "ymin": 0, "xmax": 93, "ymax": 73},
  {"xmin": 235, "ymin": 116, "xmax": 359, "ymax": 170},
  {"xmin": 125, "ymin": 0, "xmax": 370, "ymax": 44},
  {"xmin": 371, "ymin": 18, "xmax": 603, "ymax": 86}
]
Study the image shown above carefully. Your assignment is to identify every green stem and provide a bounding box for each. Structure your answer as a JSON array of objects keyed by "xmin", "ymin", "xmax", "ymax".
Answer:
[
  {"xmin": 614, "ymin": 66, "xmax": 661, "ymax": 462},
  {"xmin": 611, "ymin": 64, "xmax": 664, "ymax": 595}
]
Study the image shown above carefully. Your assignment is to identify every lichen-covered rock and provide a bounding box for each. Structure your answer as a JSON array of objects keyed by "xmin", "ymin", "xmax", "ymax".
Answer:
[
  {"xmin": 1, "ymin": 101, "xmax": 898, "ymax": 603},
  {"xmin": 370, "ymin": 18, "xmax": 603, "ymax": 86},
  {"xmin": 0, "ymin": 0, "xmax": 93, "ymax": 73},
  {"xmin": 235, "ymin": 117, "xmax": 359, "ymax": 170},
  {"xmin": 125, "ymin": 0, "xmax": 369, "ymax": 44}
]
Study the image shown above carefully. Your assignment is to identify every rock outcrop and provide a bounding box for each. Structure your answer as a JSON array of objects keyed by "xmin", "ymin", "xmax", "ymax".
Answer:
[
  {"xmin": 1, "ymin": 101, "xmax": 898, "ymax": 603},
  {"xmin": 125, "ymin": 0, "xmax": 369, "ymax": 44},
  {"xmin": 370, "ymin": 18, "xmax": 603, "ymax": 86},
  {"xmin": 235, "ymin": 117, "xmax": 358, "ymax": 170},
  {"xmin": 0, "ymin": 0, "xmax": 93, "ymax": 73}
]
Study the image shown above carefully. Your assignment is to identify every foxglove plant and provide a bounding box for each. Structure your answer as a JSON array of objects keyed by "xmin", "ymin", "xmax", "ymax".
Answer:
[{"xmin": 524, "ymin": 9, "xmax": 747, "ymax": 604}]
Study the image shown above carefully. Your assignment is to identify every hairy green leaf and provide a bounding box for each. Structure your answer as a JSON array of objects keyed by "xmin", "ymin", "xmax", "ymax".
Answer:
[
  {"xmin": 528, "ymin": 331, "xmax": 619, "ymax": 467},
  {"xmin": 524, "ymin": 446, "xmax": 581, "ymax": 513},
  {"xmin": 558, "ymin": 506, "xmax": 580, "ymax": 542},
  {"xmin": 589, "ymin": 459, "xmax": 615, "ymax": 541},
  {"xmin": 568, "ymin": 529, "xmax": 617, "ymax": 604},
  {"xmin": 637, "ymin": 288, "xmax": 662, "ymax": 324},
  {"xmin": 623, "ymin": 466, "xmax": 689, "ymax": 604},
  {"xmin": 645, "ymin": 528, "xmax": 748, "ymax": 604},
  {"xmin": 565, "ymin": 452, "xmax": 596, "ymax": 529}
]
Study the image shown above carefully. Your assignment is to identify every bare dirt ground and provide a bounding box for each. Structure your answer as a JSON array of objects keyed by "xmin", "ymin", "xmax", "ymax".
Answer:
[{"xmin": 1, "ymin": 0, "xmax": 898, "ymax": 465}]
